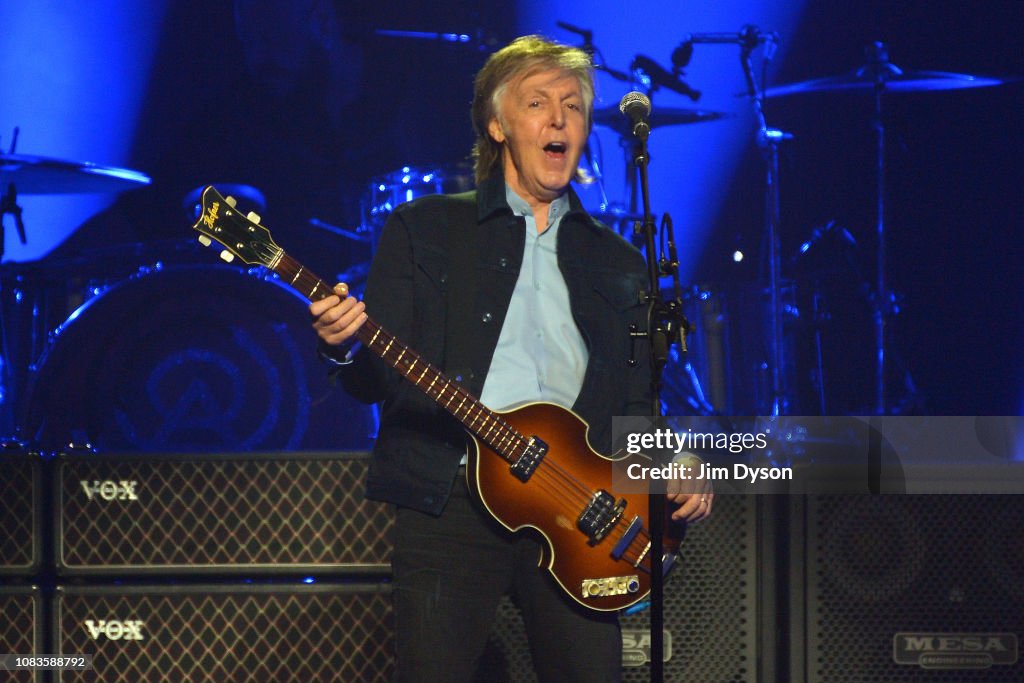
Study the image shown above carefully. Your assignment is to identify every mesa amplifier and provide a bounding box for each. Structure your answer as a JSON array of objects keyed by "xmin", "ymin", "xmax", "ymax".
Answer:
[
  {"xmin": 55, "ymin": 451, "xmax": 392, "ymax": 575},
  {"xmin": 0, "ymin": 585, "xmax": 43, "ymax": 683},
  {"xmin": 796, "ymin": 494, "xmax": 1024, "ymax": 682},
  {"xmin": 52, "ymin": 582, "xmax": 392, "ymax": 682},
  {"xmin": 0, "ymin": 451, "xmax": 41, "ymax": 575}
]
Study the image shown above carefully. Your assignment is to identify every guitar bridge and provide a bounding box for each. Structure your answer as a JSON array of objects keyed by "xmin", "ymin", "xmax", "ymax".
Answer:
[
  {"xmin": 510, "ymin": 436, "xmax": 547, "ymax": 482},
  {"xmin": 577, "ymin": 490, "xmax": 625, "ymax": 546}
]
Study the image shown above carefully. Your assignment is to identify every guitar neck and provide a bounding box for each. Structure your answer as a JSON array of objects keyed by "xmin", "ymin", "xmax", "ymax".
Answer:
[{"xmin": 273, "ymin": 253, "xmax": 527, "ymax": 463}]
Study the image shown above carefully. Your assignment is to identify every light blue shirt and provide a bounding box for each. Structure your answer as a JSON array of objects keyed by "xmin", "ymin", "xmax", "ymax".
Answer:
[{"xmin": 478, "ymin": 186, "xmax": 589, "ymax": 413}]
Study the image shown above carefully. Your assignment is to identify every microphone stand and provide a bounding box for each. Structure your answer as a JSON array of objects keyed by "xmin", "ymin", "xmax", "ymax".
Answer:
[{"xmin": 629, "ymin": 107, "xmax": 690, "ymax": 683}]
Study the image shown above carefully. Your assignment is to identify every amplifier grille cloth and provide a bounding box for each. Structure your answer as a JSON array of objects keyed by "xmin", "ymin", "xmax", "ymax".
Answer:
[
  {"xmin": 808, "ymin": 495, "xmax": 1024, "ymax": 682},
  {"xmin": 55, "ymin": 586, "xmax": 392, "ymax": 682},
  {"xmin": 0, "ymin": 590, "xmax": 39, "ymax": 683},
  {"xmin": 0, "ymin": 456, "xmax": 36, "ymax": 572},
  {"xmin": 59, "ymin": 455, "xmax": 392, "ymax": 571}
]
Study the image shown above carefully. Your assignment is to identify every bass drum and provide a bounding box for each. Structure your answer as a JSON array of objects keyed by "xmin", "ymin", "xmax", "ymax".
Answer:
[{"xmin": 21, "ymin": 265, "xmax": 376, "ymax": 453}]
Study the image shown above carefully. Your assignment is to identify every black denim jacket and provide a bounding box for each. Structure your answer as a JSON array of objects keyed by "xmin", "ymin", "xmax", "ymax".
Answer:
[{"xmin": 337, "ymin": 176, "xmax": 654, "ymax": 514}]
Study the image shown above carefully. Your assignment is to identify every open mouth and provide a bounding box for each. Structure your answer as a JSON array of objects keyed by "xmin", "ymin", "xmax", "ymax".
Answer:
[{"xmin": 544, "ymin": 142, "xmax": 567, "ymax": 157}]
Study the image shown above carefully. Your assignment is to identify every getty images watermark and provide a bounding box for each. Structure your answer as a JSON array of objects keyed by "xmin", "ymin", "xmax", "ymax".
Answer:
[
  {"xmin": 610, "ymin": 415, "xmax": 1024, "ymax": 495},
  {"xmin": 621, "ymin": 426, "xmax": 793, "ymax": 486}
]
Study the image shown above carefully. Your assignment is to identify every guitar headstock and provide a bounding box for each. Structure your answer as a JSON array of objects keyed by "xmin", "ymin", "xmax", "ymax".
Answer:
[{"xmin": 191, "ymin": 185, "xmax": 280, "ymax": 268}]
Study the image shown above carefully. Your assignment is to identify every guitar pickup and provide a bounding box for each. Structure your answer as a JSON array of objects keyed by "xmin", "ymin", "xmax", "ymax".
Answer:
[
  {"xmin": 510, "ymin": 436, "xmax": 547, "ymax": 482},
  {"xmin": 577, "ymin": 490, "xmax": 625, "ymax": 546}
]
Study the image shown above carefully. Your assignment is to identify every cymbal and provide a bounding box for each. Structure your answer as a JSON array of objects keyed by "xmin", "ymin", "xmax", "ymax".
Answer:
[
  {"xmin": 0, "ymin": 153, "xmax": 151, "ymax": 194},
  {"xmin": 764, "ymin": 69, "xmax": 1008, "ymax": 98},
  {"xmin": 592, "ymin": 105, "xmax": 731, "ymax": 137},
  {"xmin": 764, "ymin": 42, "xmax": 1010, "ymax": 99}
]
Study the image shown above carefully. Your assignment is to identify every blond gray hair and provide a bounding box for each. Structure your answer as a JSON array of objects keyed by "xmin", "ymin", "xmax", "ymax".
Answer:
[{"xmin": 470, "ymin": 35, "xmax": 594, "ymax": 184}]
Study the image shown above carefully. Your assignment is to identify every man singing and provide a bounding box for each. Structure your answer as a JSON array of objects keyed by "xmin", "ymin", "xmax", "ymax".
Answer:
[{"xmin": 311, "ymin": 34, "xmax": 712, "ymax": 682}]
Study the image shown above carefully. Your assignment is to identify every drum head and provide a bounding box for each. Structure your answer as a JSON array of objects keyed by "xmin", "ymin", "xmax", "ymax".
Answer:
[{"xmin": 22, "ymin": 265, "xmax": 375, "ymax": 453}]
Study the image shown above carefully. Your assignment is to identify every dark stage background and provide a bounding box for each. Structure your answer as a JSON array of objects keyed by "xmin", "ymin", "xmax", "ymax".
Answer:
[
  {"xmin": 711, "ymin": 0, "xmax": 1024, "ymax": 417},
  {"xmin": 3, "ymin": 0, "xmax": 1018, "ymax": 438},
  {"xmin": 0, "ymin": 4, "xmax": 1022, "ymax": 681}
]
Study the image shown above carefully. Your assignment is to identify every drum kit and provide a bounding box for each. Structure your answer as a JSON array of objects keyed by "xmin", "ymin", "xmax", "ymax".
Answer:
[{"xmin": 0, "ymin": 38, "xmax": 1012, "ymax": 450}]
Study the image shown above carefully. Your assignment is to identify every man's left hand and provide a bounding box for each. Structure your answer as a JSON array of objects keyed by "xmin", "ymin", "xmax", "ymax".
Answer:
[{"xmin": 667, "ymin": 454, "xmax": 713, "ymax": 523}]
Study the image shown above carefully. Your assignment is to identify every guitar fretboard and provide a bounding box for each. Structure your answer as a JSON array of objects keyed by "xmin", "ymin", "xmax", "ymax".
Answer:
[{"xmin": 274, "ymin": 252, "xmax": 530, "ymax": 463}]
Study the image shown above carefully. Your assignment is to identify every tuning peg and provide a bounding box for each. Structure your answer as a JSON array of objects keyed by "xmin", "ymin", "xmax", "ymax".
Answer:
[
  {"xmin": 219, "ymin": 250, "xmax": 235, "ymax": 263},
  {"xmin": 225, "ymin": 195, "xmax": 237, "ymax": 208},
  {"xmin": 246, "ymin": 211, "xmax": 261, "ymax": 224},
  {"xmin": 197, "ymin": 235, "xmax": 212, "ymax": 247}
]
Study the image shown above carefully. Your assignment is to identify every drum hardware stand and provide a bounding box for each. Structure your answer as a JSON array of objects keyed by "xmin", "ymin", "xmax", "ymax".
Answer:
[
  {"xmin": 0, "ymin": 180, "xmax": 25, "ymax": 433},
  {"xmin": 675, "ymin": 28, "xmax": 791, "ymax": 416},
  {"xmin": 809, "ymin": 288, "xmax": 829, "ymax": 415},
  {"xmin": 760, "ymin": 42, "xmax": 1010, "ymax": 414},
  {"xmin": 865, "ymin": 41, "xmax": 898, "ymax": 415},
  {"xmin": 0, "ymin": 128, "xmax": 27, "ymax": 437},
  {"xmin": 582, "ymin": 138, "xmax": 611, "ymax": 213},
  {"xmin": 740, "ymin": 30, "xmax": 792, "ymax": 418},
  {"xmin": 307, "ymin": 216, "xmax": 374, "ymax": 243},
  {"xmin": 557, "ymin": 22, "xmax": 628, "ymax": 217},
  {"xmin": 793, "ymin": 215, "xmax": 923, "ymax": 415},
  {"xmin": 0, "ymin": 182, "xmax": 28, "ymax": 260},
  {"xmin": 1, "ymin": 128, "xmax": 28, "ymax": 260}
]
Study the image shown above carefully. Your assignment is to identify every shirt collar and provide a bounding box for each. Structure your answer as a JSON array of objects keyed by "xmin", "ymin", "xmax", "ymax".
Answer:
[
  {"xmin": 504, "ymin": 184, "xmax": 570, "ymax": 228},
  {"xmin": 476, "ymin": 173, "xmax": 595, "ymax": 230}
]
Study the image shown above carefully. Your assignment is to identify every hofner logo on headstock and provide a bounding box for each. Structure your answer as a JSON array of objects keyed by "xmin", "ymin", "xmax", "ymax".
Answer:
[
  {"xmin": 202, "ymin": 200, "xmax": 220, "ymax": 229},
  {"xmin": 894, "ymin": 633, "xmax": 1018, "ymax": 670}
]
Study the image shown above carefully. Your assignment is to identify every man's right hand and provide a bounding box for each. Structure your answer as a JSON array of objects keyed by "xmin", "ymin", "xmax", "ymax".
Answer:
[{"xmin": 309, "ymin": 282, "xmax": 368, "ymax": 348}]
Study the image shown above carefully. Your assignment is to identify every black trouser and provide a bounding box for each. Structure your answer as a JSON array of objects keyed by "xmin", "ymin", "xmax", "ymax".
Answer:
[{"xmin": 392, "ymin": 471, "xmax": 622, "ymax": 683}]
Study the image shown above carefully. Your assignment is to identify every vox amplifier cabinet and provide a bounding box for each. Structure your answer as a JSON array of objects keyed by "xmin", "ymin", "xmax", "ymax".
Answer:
[
  {"xmin": 0, "ymin": 585, "xmax": 43, "ymax": 683},
  {"xmin": 52, "ymin": 582, "xmax": 392, "ymax": 682},
  {"xmin": 55, "ymin": 451, "xmax": 393, "ymax": 575},
  {"xmin": 797, "ymin": 494, "xmax": 1024, "ymax": 682},
  {"xmin": 0, "ymin": 451, "xmax": 41, "ymax": 575}
]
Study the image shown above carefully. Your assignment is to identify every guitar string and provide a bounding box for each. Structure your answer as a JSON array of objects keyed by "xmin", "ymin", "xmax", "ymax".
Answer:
[
  {"xmin": 292, "ymin": 265, "xmax": 653, "ymax": 570},
  {"xmin": 367, "ymin": 319, "xmax": 655, "ymax": 570},
  {"xmin": 259, "ymin": 249, "xmax": 654, "ymax": 571},
  {"xmin": 355, "ymin": 312, "xmax": 595, "ymax": 501}
]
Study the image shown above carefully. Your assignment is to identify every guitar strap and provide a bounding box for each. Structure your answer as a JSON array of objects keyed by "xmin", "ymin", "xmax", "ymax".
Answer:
[{"xmin": 442, "ymin": 192, "xmax": 481, "ymax": 380}]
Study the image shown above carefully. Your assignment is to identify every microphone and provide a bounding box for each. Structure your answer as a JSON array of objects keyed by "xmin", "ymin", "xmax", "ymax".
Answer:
[
  {"xmin": 618, "ymin": 91, "xmax": 651, "ymax": 140},
  {"xmin": 632, "ymin": 55, "xmax": 700, "ymax": 101}
]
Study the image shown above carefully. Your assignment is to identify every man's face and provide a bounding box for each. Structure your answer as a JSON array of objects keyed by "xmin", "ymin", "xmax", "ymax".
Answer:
[{"xmin": 487, "ymin": 69, "xmax": 588, "ymax": 205}]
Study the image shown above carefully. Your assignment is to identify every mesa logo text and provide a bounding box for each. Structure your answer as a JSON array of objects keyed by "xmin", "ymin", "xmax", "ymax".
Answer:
[
  {"xmin": 621, "ymin": 629, "xmax": 671, "ymax": 667},
  {"xmin": 894, "ymin": 632, "xmax": 1018, "ymax": 670}
]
